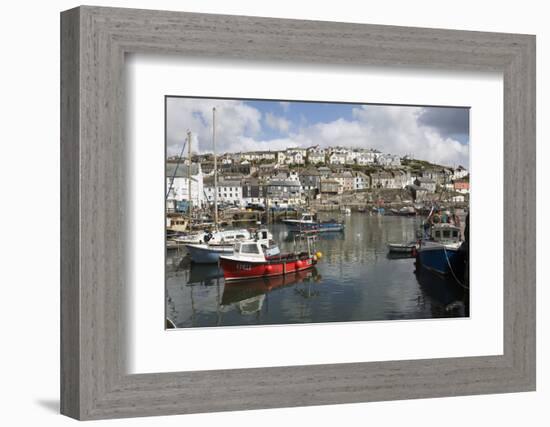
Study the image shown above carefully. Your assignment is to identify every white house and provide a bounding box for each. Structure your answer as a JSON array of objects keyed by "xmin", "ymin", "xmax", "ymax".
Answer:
[
  {"xmin": 307, "ymin": 147, "xmax": 326, "ymax": 164},
  {"xmin": 308, "ymin": 152, "xmax": 325, "ymax": 164},
  {"xmin": 329, "ymin": 153, "xmax": 347, "ymax": 165},
  {"xmin": 345, "ymin": 151, "xmax": 359, "ymax": 165},
  {"xmin": 285, "ymin": 151, "xmax": 305, "ymax": 165},
  {"xmin": 288, "ymin": 170, "xmax": 301, "ymax": 182},
  {"xmin": 370, "ymin": 171, "xmax": 397, "ymax": 189},
  {"xmin": 452, "ymin": 166, "xmax": 469, "ymax": 180},
  {"xmin": 356, "ymin": 151, "xmax": 377, "ymax": 165},
  {"xmin": 377, "ymin": 154, "xmax": 401, "ymax": 167},
  {"xmin": 166, "ymin": 162, "xmax": 204, "ymax": 207},
  {"xmin": 204, "ymin": 179, "xmax": 243, "ymax": 206},
  {"xmin": 333, "ymin": 171, "xmax": 354, "ymax": 192},
  {"xmin": 353, "ymin": 171, "xmax": 370, "ymax": 190},
  {"xmin": 392, "ymin": 170, "xmax": 410, "ymax": 189},
  {"xmin": 414, "ymin": 177, "xmax": 436, "ymax": 193}
]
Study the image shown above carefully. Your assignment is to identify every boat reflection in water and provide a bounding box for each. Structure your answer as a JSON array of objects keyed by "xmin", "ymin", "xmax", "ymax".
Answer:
[
  {"xmin": 414, "ymin": 265, "xmax": 469, "ymax": 317},
  {"xmin": 166, "ymin": 215, "xmax": 470, "ymax": 328},
  {"xmin": 221, "ymin": 268, "xmax": 321, "ymax": 314},
  {"xmin": 188, "ymin": 263, "xmax": 223, "ymax": 285}
]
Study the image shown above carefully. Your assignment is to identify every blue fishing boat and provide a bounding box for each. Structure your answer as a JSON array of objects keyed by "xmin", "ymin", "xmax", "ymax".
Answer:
[
  {"xmin": 281, "ymin": 212, "xmax": 316, "ymax": 226},
  {"xmin": 416, "ymin": 223, "xmax": 462, "ymax": 276},
  {"xmin": 288, "ymin": 219, "xmax": 345, "ymax": 233}
]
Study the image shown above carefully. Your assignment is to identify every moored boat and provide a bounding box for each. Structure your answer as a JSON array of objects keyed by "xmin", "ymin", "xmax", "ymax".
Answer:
[
  {"xmin": 288, "ymin": 219, "xmax": 345, "ymax": 233},
  {"xmin": 185, "ymin": 244, "xmax": 234, "ymax": 264},
  {"xmin": 398, "ymin": 206, "xmax": 416, "ymax": 216},
  {"xmin": 281, "ymin": 212, "xmax": 316, "ymax": 226},
  {"xmin": 416, "ymin": 223, "xmax": 462, "ymax": 275},
  {"xmin": 172, "ymin": 231, "xmax": 208, "ymax": 244},
  {"xmin": 220, "ymin": 239, "xmax": 318, "ymax": 281},
  {"xmin": 185, "ymin": 229, "xmax": 270, "ymax": 264},
  {"xmin": 387, "ymin": 241, "xmax": 418, "ymax": 254}
]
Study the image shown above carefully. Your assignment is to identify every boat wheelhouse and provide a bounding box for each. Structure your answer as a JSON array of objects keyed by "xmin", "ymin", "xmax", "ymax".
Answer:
[
  {"xmin": 220, "ymin": 239, "xmax": 317, "ymax": 281},
  {"xmin": 416, "ymin": 223, "xmax": 462, "ymax": 276}
]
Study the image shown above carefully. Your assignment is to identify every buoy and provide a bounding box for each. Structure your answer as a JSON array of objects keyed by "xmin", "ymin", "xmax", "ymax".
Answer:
[{"xmin": 316, "ymin": 251, "xmax": 323, "ymax": 259}]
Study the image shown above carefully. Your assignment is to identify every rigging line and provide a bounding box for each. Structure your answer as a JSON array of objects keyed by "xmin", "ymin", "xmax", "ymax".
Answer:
[
  {"xmin": 166, "ymin": 137, "xmax": 188, "ymax": 200},
  {"xmin": 443, "ymin": 244, "xmax": 467, "ymax": 289}
]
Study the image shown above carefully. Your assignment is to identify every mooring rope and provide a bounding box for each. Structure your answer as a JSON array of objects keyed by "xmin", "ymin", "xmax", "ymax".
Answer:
[{"xmin": 442, "ymin": 244, "xmax": 467, "ymax": 289}]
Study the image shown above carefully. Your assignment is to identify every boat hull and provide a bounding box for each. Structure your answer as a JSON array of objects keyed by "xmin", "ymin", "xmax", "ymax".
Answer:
[
  {"xmin": 186, "ymin": 244, "xmax": 233, "ymax": 264},
  {"xmin": 416, "ymin": 243, "xmax": 459, "ymax": 275},
  {"xmin": 220, "ymin": 254, "xmax": 317, "ymax": 281},
  {"xmin": 388, "ymin": 243, "xmax": 417, "ymax": 254},
  {"xmin": 288, "ymin": 222, "xmax": 344, "ymax": 233},
  {"xmin": 281, "ymin": 219, "xmax": 315, "ymax": 226}
]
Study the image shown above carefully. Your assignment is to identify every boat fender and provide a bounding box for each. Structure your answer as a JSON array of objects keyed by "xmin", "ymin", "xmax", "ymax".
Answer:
[{"xmin": 316, "ymin": 251, "xmax": 323, "ymax": 259}]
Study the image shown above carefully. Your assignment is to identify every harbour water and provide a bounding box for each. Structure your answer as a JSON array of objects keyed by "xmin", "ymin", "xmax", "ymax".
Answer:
[{"xmin": 166, "ymin": 213, "xmax": 469, "ymax": 328}]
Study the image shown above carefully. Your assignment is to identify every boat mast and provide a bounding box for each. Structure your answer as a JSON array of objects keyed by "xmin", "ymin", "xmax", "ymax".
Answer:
[
  {"xmin": 187, "ymin": 130, "xmax": 192, "ymax": 225},
  {"xmin": 213, "ymin": 107, "xmax": 218, "ymax": 230}
]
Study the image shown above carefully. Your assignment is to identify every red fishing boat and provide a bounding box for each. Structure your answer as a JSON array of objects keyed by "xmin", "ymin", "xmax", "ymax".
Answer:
[{"xmin": 219, "ymin": 239, "xmax": 319, "ymax": 281}]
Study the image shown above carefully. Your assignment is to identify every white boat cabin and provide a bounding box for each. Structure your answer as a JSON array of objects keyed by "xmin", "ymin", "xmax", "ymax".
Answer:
[
  {"xmin": 283, "ymin": 213, "xmax": 316, "ymax": 224},
  {"xmin": 206, "ymin": 229, "xmax": 251, "ymax": 244},
  {"xmin": 430, "ymin": 223, "xmax": 461, "ymax": 244},
  {"xmin": 300, "ymin": 213, "xmax": 316, "ymax": 223},
  {"xmin": 231, "ymin": 240, "xmax": 281, "ymax": 261}
]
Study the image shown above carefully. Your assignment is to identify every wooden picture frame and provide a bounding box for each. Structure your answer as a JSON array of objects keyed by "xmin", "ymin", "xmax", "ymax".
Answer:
[{"xmin": 60, "ymin": 6, "xmax": 536, "ymax": 420}]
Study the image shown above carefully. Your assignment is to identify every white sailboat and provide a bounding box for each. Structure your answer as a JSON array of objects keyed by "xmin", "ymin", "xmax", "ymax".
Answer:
[{"xmin": 185, "ymin": 108, "xmax": 269, "ymax": 264}]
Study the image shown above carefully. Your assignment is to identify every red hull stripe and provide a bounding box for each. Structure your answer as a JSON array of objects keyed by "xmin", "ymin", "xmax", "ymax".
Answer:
[{"xmin": 220, "ymin": 258, "xmax": 317, "ymax": 281}]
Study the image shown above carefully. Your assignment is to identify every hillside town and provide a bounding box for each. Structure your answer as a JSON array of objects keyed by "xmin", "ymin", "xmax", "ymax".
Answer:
[
  {"xmin": 166, "ymin": 145, "xmax": 469, "ymax": 214},
  {"xmin": 165, "ymin": 103, "xmax": 470, "ymax": 330}
]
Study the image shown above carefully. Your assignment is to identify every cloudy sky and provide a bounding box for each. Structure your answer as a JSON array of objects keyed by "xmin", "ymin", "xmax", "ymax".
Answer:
[{"xmin": 166, "ymin": 97, "xmax": 469, "ymax": 168}]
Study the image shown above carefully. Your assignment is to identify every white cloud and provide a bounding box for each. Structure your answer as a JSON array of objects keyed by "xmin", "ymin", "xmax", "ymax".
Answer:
[
  {"xmin": 279, "ymin": 101, "xmax": 290, "ymax": 112},
  {"xmin": 166, "ymin": 99, "xmax": 468, "ymax": 167},
  {"xmin": 264, "ymin": 112, "xmax": 291, "ymax": 133},
  {"xmin": 166, "ymin": 98, "xmax": 262, "ymax": 155}
]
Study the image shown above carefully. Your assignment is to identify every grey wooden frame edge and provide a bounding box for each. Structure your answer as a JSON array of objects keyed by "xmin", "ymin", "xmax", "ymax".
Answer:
[{"xmin": 60, "ymin": 5, "xmax": 536, "ymax": 420}]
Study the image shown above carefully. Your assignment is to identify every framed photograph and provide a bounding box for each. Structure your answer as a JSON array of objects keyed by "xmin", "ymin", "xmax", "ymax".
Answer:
[
  {"xmin": 164, "ymin": 96, "xmax": 471, "ymax": 329},
  {"xmin": 61, "ymin": 6, "xmax": 536, "ymax": 420}
]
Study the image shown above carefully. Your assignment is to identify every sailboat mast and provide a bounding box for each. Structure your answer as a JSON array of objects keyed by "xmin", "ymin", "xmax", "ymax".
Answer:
[
  {"xmin": 187, "ymin": 131, "xmax": 192, "ymax": 225},
  {"xmin": 213, "ymin": 107, "xmax": 218, "ymax": 229}
]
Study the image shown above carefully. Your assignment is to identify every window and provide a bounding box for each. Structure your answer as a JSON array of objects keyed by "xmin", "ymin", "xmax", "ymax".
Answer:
[
  {"xmin": 443, "ymin": 230, "xmax": 451, "ymax": 238},
  {"xmin": 452, "ymin": 230, "xmax": 459, "ymax": 238},
  {"xmin": 241, "ymin": 243, "xmax": 260, "ymax": 254}
]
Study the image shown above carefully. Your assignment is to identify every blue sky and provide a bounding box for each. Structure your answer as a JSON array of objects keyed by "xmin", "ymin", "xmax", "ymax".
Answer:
[
  {"xmin": 166, "ymin": 97, "xmax": 470, "ymax": 168},
  {"xmin": 247, "ymin": 100, "xmax": 355, "ymax": 139}
]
